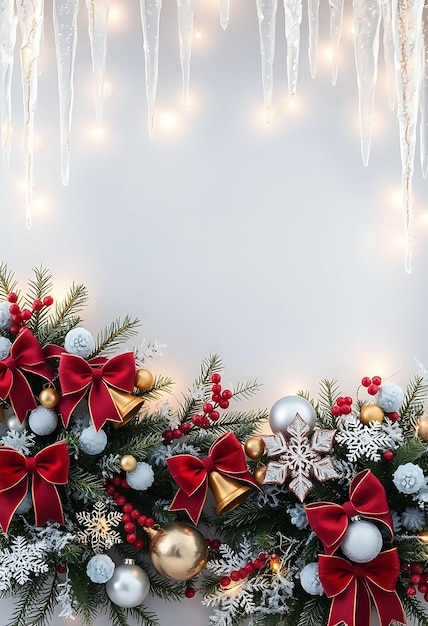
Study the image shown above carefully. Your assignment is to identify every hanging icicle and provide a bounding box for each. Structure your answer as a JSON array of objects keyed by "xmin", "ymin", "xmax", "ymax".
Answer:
[
  {"xmin": 329, "ymin": 0, "xmax": 343, "ymax": 86},
  {"xmin": 85, "ymin": 0, "xmax": 110, "ymax": 123},
  {"xmin": 53, "ymin": 0, "xmax": 79, "ymax": 186},
  {"xmin": 307, "ymin": 0, "xmax": 319, "ymax": 78},
  {"xmin": 140, "ymin": 0, "xmax": 162, "ymax": 139},
  {"xmin": 220, "ymin": 0, "xmax": 229, "ymax": 30},
  {"xmin": 0, "ymin": 0, "xmax": 16, "ymax": 172},
  {"xmin": 353, "ymin": 0, "xmax": 382, "ymax": 168},
  {"xmin": 177, "ymin": 0, "xmax": 193, "ymax": 108},
  {"xmin": 392, "ymin": 0, "xmax": 424, "ymax": 274},
  {"xmin": 283, "ymin": 0, "xmax": 302, "ymax": 97},
  {"xmin": 256, "ymin": 0, "xmax": 278, "ymax": 123},
  {"xmin": 16, "ymin": 0, "xmax": 44, "ymax": 229},
  {"xmin": 380, "ymin": 0, "xmax": 396, "ymax": 111},
  {"xmin": 420, "ymin": 4, "xmax": 428, "ymax": 179}
]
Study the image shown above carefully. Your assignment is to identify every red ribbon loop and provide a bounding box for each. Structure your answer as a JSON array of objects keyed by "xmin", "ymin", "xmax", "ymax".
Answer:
[
  {"xmin": 305, "ymin": 470, "xmax": 393, "ymax": 554},
  {"xmin": 166, "ymin": 431, "xmax": 259, "ymax": 524},
  {"xmin": 0, "ymin": 440, "xmax": 70, "ymax": 533},
  {"xmin": 0, "ymin": 329, "xmax": 54, "ymax": 423},
  {"xmin": 57, "ymin": 351, "xmax": 136, "ymax": 430},
  {"xmin": 318, "ymin": 549, "xmax": 406, "ymax": 626}
]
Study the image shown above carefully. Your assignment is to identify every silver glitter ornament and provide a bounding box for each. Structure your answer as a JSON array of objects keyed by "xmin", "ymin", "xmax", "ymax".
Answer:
[
  {"xmin": 269, "ymin": 395, "xmax": 317, "ymax": 435},
  {"xmin": 106, "ymin": 559, "xmax": 150, "ymax": 608}
]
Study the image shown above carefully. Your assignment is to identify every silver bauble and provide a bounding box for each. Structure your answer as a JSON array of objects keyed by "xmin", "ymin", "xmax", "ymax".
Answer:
[
  {"xmin": 269, "ymin": 395, "xmax": 317, "ymax": 435},
  {"xmin": 6, "ymin": 413, "xmax": 27, "ymax": 433},
  {"xmin": 340, "ymin": 520, "xmax": 383, "ymax": 563},
  {"xmin": 106, "ymin": 559, "xmax": 150, "ymax": 608}
]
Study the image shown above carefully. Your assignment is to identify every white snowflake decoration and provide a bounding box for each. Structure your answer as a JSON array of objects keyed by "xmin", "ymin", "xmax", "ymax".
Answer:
[
  {"xmin": 0, "ymin": 536, "xmax": 49, "ymax": 590},
  {"xmin": 1, "ymin": 429, "xmax": 36, "ymax": 454},
  {"xmin": 335, "ymin": 415, "xmax": 397, "ymax": 462},
  {"xmin": 136, "ymin": 338, "xmax": 166, "ymax": 363},
  {"xmin": 75, "ymin": 500, "xmax": 122, "ymax": 553},
  {"xmin": 260, "ymin": 415, "xmax": 338, "ymax": 502}
]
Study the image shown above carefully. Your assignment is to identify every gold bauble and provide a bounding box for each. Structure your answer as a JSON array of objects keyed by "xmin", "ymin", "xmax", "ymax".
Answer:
[
  {"xmin": 360, "ymin": 404, "xmax": 384, "ymax": 425},
  {"xmin": 417, "ymin": 416, "xmax": 428, "ymax": 442},
  {"xmin": 244, "ymin": 437, "xmax": 265, "ymax": 460},
  {"xmin": 120, "ymin": 454, "xmax": 138, "ymax": 472},
  {"xmin": 145, "ymin": 522, "xmax": 208, "ymax": 581},
  {"xmin": 135, "ymin": 368, "xmax": 154, "ymax": 391},
  {"xmin": 254, "ymin": 464, "xmax": 267, "ymax": 485},
  {"xmin": 39, "ymin": 387, "xmax": 60, "ymax": 409},
  {"xmin": 418, "ymin": 531, "xmax": 428, "ymax": 544}
]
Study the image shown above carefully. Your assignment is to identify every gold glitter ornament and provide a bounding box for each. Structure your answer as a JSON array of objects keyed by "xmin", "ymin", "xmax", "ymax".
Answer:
[
  {"xmin": 120, "ymin": 455, "xmax": 138, "ymax": 472},
  {"xmin": 135, "ymin": 368, "xmax": 154, "ymax": 390},
  {"xmin": 254, "ymin": 464, "xmax": 267, "ymax": 485},
  {"xmin": 244, "ymin": 437, "xmax": 265, "ymax": 459},
  {"xmin": 417, "ymin": 416, "xmax": 428, "ymax": 442},
  {"xmin": 359, "ymin": 404, "xmax": 384, "ymax": 425},
  {"xmin": 39, "ymin": 387, "xmax": 60, "ymax": 408}
]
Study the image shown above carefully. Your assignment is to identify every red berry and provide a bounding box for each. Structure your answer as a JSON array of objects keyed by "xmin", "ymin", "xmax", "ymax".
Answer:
[
  {"xmin": 418, "ymin": 583, "xmax": 428, "ymax": 594},
  {"xmin": 123, "ymin": 503, "xmax": 133, "ymax": 513},
  {"xmin": 126, "ymin": 533, "xmax": 137, "ymax": 544},
  {"xmin": 219, "ymin": 399, "xmax": 229, "ymax": 409},
  {"xmin": 164, "ymin": 430, "xmax": 174, "ymax": 441},
  {"xmin": 137, "ymin": 515, "xmax": 147, "ymax": 526},
  {"xmin": 115, "ymin": 495, "xmax": 126, "ymax": 506},
  {"xmin": 230, "ymin": 570, "xmax": 240, "ymax": 582},
  {"xmin": 341, "ymin": 405, "xmax": 351, "ymax": 415},
  {"xmin": 220, "ymin": 576, "xmax": 231, "ymax": 588},
  {"xmin": 124, "ymin": 522, "xmax": 135, "ymax": 533},
  {"xmin": 331, "ymin": 405, "xmax": 341, "ymax": 417},
  {"xmin": 32, "ymin": 299, "xmax": 43, "ymax": 311},
  {"xmin": 401, "ymin": 562, "xmax": 411, "ymax": 572},
  {"xmin": 106, "ymin": 485, "xmax": 116, "ymax": 496},
  {"xmin": 180, "ymin": 422, "xmax": 191, "ymax": 434},
  {"xmin": 172, "ymin": 428, "xmax": 182, "ymax": 439},
  {"xmin": 411, "ymin": 573, "xmax": 421, "ymax": 585},
  {"xmin": 424, "ymin": 592, "xmax": 428, "ymax": 603},
  {"xmin": 122, "ymin": 513, "xmax": 132, "ymax": 523},
  {"xmin": 205, "ymin": 538, "xmax": 212, "ymax": 548},
  {"xmin": 210, "ymin": 538, "xmax": 221, "ymax": 550},
  {"xmin": 222, "ymin": 389, "xmax": 233, "ymax": 400},
  {"xmin": 211, "ymin": 384, "xmax": 222, "ymax": 393},
  {"xmin": 211, "ymin": 393, "xmax": 221, "ymax": 403},
  {"xmin": 43, "ymin": 296, "xmax": 54, "ymax": 306},
  {"xmin": 361, "ymin": 377, "xmax": 371, "ymax": 387},
  {"xmin": 9, "ymin": 325, "xmax": 20, "ymax": 334},
  {"xmin": 367, "ymin": 384, "xmax": 379, "ymax": 396},
  {"xmin": 336, "ymin": 397, "xmax": 345, "ymax": 406},
  {"xmin": 7, "ymin": 293, "xmax": 18, "ymax": 303},
  {"xmin": 203, "ymin": 403, "xmax": 213, "ymax": 414},
  {"xmin": 131, "ymin": 509, "xmax": 140, "ymax": 519},
  {"xmin": 383, "ymin": 450, "xmax": 394, "ymax": 462},
  {"xmin": 9, "ymin": 304, "xmax": 20, "ymax": 315},
  {"xmin": 238, "ymin": 568, "xmax": 247, "ymax": 579},
  {"xmin": 135, "ymin": 539, "xmax": 144, "ymax": 550},
  {"xmin": 411, "ymin": 562, "xmax": 424, "ymax": 574},
  {"xmin": 145, "ymin": 517, "xmax": 155, "ymax": 527},
  {"xmin": 387, "ymin": 412, "xmax": 399, "ymax": 422},
  {"xmin": 56, "ymin": 563, "xmax": 67, "ymax": 574},
  {"xmin": 211, "ymin": 374, "xmax": 221, "ymax": 384},
  {"xmin": 192, "ymin": 414, "xmax": 202, "ymax": 426},
  {"xmin": 112, "ymin": 476, "xmax": 122, "ymax": 486},
  {"xmin": 372, "ymin": 376, "xmax": 382, "ymax": 386},
  {"xmin": 184, "ymin": 587, "xmax": 196, "ymax": 598},
  {"xmin": 253, "ymin": 558, "xmax": 264, "ymax": 569},
  {"xmin": 258, "ymin": 553, "xmax": 268, "ymax": 562},
  {"xmin": 210, "ymin": 410, "xmax": 220, "ymax": 421},
  {"xmin": 201, "ymin": 416, "xmax": 211, "ymax": 427},
  {"xmin": 245, "ymin": 562, "xmax": 256, "ymax": 575},
  {"xmin": 344, "ymin": 396, "xmax": 353, "ymax": 405},
  {"xmin": 405, "ymin": 585, "xmax": 417, "ymax": 597},
  {"xmin": 121, "ymin": 479, "xmax": 130, "ymax": 489}
]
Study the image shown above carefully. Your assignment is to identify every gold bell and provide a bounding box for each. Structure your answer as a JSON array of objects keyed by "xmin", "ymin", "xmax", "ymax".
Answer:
[
  {"xmin": 109, "ymin": 388, "xmax": 145, "ymax": 429},
  {"xmin": 208, "ymin": 470, "xmax": 254, "ymax": 515}
]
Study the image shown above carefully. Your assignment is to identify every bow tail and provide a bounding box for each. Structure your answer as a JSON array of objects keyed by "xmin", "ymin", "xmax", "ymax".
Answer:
[
  {"xmin": 169, "ymin": 482, "xmax": 209, "ymax": 525},
  {"xmin": 327, "ymin": 579, "xmax": 370, "ymax": 626},
  {"xmin": 0, "ymin": 476, "xmax": 28, "ymax": 533},
  {"xmin": 8, "ymin": 370, "xmax": 38, "ymax": 423},
  {"xmin": 88, "ymin": 382, "xmax": 122, "ymax": 431},
  {"xmin": 367, "ymin": 581, "xmax": 406, "ymax": 626},
  {"xmin": 58, "ymin": 390, "xmax": 87, "ymax": 428},
  {"xmin": 32, "ymin": 474, "xmax": 65, "ymax": 527}
]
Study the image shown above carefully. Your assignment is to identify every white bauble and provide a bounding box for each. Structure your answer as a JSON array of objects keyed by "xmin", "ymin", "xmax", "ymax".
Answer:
[
  {"xmin": 375, "ymin": 383, "xmax": 404, "ymax": 413},
  {"xmin": 300, "ymin": 562, "xmax": 324, "ymax": 595},
  {"xmin": 126, "ymin": 461, "xmax": 155, "ymax": 491},
  {"xmin": 0, "ymin": 336, "xmax": 11, "ymax": 359},
  {"xmin": 64, "ymin": 328, "xmax": 95, "ymax": 358},
  {"xmin": 269, "ymin": 395, "xmax": 317, "ymax": 434},
  {"xmin": 80, "ymin": 425, "xmax": 108, "ymax": 455},
  {"xmin": 28, "ymin": 406, "xmax": 58, "ymax": 436},
  {"xmin": 340, "ymin": 520, "xmax": 383, "ymax": 563}
]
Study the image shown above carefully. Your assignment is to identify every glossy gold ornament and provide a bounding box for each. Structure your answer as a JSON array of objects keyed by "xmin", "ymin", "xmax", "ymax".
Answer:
[
  {"xmin": 254, "ymin": 464, "xmax": 267, "ymax": 485},
  {"xmin": 110, "ymin": 388, "xmax": 145, "ymax": 429},
  {"xmin": 208, "ymin": 470, "xmax": 254, "ymax": 515},
  {"xmin": 244, "ymin": 437, "xmax": 265, "ymax": 460},
  {"xmin": 120, "ymin": 454, "xmax": 138, "ymax": 472},
  {"xmin": 418, "ymin": 531, "xmax": 428, "ymax": 544},
  {"xmin": 39, "ymin": 387, "xmax": 60, "ymax": 408},
  {"xmin": 135, "ymin": 368, "xmax": 154, "ymax": 391},
  {"xmin": 145, "ymin": 522, "xmax": 208, "ymax": 581},
  {"xmin": 417, "ymin": 416, "xmax": 428, "ymax": 442},
  {"xmin": 359, "ymin": 404, "xmax": 384, "ymax": 425}
]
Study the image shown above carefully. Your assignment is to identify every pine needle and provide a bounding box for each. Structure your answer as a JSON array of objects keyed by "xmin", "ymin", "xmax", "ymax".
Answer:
[
  {"xmin": 92, "ymin": 316, "xmax": 141, "ymax": 356},
  {"xmin": 0, "ymin": 262, "xmax": 18, "ymax": 302}
]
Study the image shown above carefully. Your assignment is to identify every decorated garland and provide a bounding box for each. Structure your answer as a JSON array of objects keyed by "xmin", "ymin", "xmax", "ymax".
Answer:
[{"xmin": 0, "ymin": 264, "xmax": 427, "ymax": 626}]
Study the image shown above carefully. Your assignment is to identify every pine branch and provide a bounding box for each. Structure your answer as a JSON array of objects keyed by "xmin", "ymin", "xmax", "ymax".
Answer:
[
  {"xmin": 0, "ymin": 262, "xmax": 18, "ymax": 302},
  {"xmin": 398, "ymin": 586, "xmax": 428, "ymax": 626},
  {"xmin": 316, "ymin": 379, "xmax": 341, "ymax": 428},
  {"xmin": 26, "ymin": 575, "xmax": 58, "ymax": 626},
  {"xmin": 295, "ymin": 596, "xmax": 330, "ymax": 626},
  {"xmin": 135, "ymin": 374, "xmax": 175, "ymax": 401},
  {"xmin": 36, "ymin": 282, "xmax": 89, "ymax": 345},
  {"xmin": 393, "ymin": 437, "xmax": 426, "ymax": 467},
  {"xmin": 176, "ymin": 354, "xmax": 223, "ymax": 422},
  {"xmin": 67, "ymin": 466, "xmax": 105, "ymax": 500},
  {"xmin": 400, "ymin": 376, "xmax": 428, "ymax": 438},
  {"xmin": 92, "ymin": 316, "xmax": 141, "ymax": 356},
  {"xmin": 231, "ymin": 379, "xmax": 263, "ymax": 402},
  {"xmin": 126, "ymin": 605, "xmax": 160, "ymax": 626},
  {"xmin": 108, "ymin": 430, "xmax": 163, "ymax": 460},
  {"xmin": 25, "ymin": 266, "xmax": 53, "ymax": 335},
  {"xmin": 7, "ymin": 572, "xmax": 51, "ymax": 626},
  {"xmin": 142, "ymin": 566, "xmax": 185, "ymax": 601}
]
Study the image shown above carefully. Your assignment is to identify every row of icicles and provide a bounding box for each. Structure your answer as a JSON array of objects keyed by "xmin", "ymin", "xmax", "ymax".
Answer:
[{"xmin": 0, "ymin": 0, "xmax": 426, "ymax": 272}]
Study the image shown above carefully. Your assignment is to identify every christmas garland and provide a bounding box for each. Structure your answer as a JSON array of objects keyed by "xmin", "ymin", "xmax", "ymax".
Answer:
[{"xmin": 0, "ymin": 264, "xmax": 427, "ymax": 626}]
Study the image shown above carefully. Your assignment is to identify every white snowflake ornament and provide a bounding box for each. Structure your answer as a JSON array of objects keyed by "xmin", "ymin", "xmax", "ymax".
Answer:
[
  {"xmin": 335, "ymin": 415, "xmax": 394, "ymax": 462},
  {"xmin": 75, "ymin": 500, "xmax": 122, "ymax": 553}
]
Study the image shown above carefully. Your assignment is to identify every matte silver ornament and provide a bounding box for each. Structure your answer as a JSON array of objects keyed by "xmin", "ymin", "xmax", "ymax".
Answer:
[
  {"xmin": 340, "ymin": 520, "xmax": 383, "ymax": 563},
  {"xmin": 269, "ymin": 395, "xmax": 317, "ymax": 435},
  {"xmin": 106, "ymin": 559, "xmax": 150, "ymax": 608}
]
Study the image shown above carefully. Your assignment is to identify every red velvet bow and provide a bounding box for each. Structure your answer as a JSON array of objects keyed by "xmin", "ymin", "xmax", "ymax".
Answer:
[
  {"xmin": 305, "ymin": 470, "xmax": 393, "ymax": 554},
  {"xmin": 58, "ymin": 352, "xmax": 136, "ymax": 430},
  {"xmin": 318, "ymin": 549, "xmax": 405, "ymax": 626},
  {"xmin": 0, "ymin": 329, "xmax": 54, "ymax": 423},
  {"xmin": 0, "ymin": 440, "xmax": 70, "ymax": 532},
  {"xmin": 167, "ymin": 431, "xmax": 259, "ymax": 524}
]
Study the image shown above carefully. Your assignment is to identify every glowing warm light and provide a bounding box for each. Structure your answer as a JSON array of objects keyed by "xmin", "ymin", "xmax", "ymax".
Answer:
[
  {"xmin": 322, "ymin": 46, "xmax": 334, "ymax": 63},
  {"xmin": 33, "ymin": 196, "xmax": 49, "ymax": 216},
  {"xmin": 89, "ymin": 125, "xmax": 107, "ymax": 141},
  {"xmin": 286, "ymin": 95, "xmax": 302, "ymax": 116},
  {"xmin": 160, "ymin": 112, "xmax": 178, "ymax": 130},
  {"xmin": 269, "ymin": 556, "xmax": 281, "ymax": 573},
  {"xmin": 419, "ymin": 211, "xmax": 428, "ymax": 225},
  {"xmin": 109, "ymin": 5, "xmax": 125, "ymax": 27},
  {"xmin": 388, "ymin": 187, "xmax": 404, "ymax": 210}
]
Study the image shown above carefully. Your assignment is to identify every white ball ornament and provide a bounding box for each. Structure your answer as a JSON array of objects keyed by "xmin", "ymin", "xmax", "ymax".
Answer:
[
  {"xmin": 28, "ymin": 406, "xmax": 58, "ymax": 436},
  {"xmin": 79, "ymin": 425, "xmax": 108, "ymax": 455},
  {"xmin": 86, "ymin": 554, "xmax": 115, "ymax": 583},
  {"xmin": 126, "ymin": 462, "xmax": 155, "ymax": 491},
  {"xmin": 0, "ymin": 336, "xmax": 11, "ymax": 359},
  {"xmin": 0, "ymin": 302, "xmax": 12, "ymax": 330},
  {"xmin": 300, "ymin": 562, "xmax": 324, "ymax": 595},
  {"xmin": 106, "ymin": 559, "xmax": 150, "ymax": 608},
  {"xmin": 375, "ymin": 382, "xmax": 404, "ymax": 413},
  {"xmin": 340, "ymin": 520, "xmax": 383, "ymax": 563},
  {"xmin": 64, "ymin": 328, "xmax": 95, "ymax": 358},
  {"xmin": 269, "ymin": 395, "xmax": 317, "ymax": 434}
]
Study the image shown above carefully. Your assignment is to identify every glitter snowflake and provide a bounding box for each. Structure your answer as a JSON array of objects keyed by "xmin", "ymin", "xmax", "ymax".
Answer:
[
  {"xmin": 0, "ymin": 536, "xmax": 49, "ymax": 589},
  {"xmin": 260, "ymin": 415, "xmax": 338, "ymax": 502},
  {"xmin": 1, "ymin": 430, "xmax": 36, "ymax": 455},
  {"xmin": 75, "ymin": 500, "xmax": 122, "ymax": 553},
  {"xmin": 335, "ymin": 415, "xmax": 394, "ymax": 462}
]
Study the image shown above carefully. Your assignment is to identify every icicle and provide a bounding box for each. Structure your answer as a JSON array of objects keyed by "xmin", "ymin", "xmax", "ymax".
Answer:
[
  {"xmin": 392, "ymin": 0, "xmax": 424, "ymax": 274},
  {"xmin": 256, "ymin": 0, "xmax": 278, "ymax": 123},
  {"xmin": 420, "ymin": 4, "xmax": 428, "ymax": 178},
  {"xmin": 177, "ymin": 0, "xmax": 193, "ymax": 108},
  {"xmin": 380, "ymin": 0, "xmax": 396, "ymax": 111},
  {"xmin": 53, "ymin": 0, "xmax": 79, "ymax": 186},
  {"xmin": 16, "ymin": 0, "xmax": 44, "ymax": 229},
  {"xmin": 85, "ymin": 0, "xmax": 109, "ymax": 123},
  {"xmin": 307, "ymin": 0, "xmax": 319, "ymax": 78},
  {"xmin": 220, "ymin": 0, "xmax": 229, "ymax": 30},
  {"xmin": 139, "ymin": 0, "xmax": 161, "ymax": 139},
  {"xmin": 283, "ymin": 0, "xmax": 302, "ymax": 97},
  {"xmin": 329, "ymin": 0, "xmax": 343, "ymax": 86},
  {"xmin": 0, "ymin": 0, "xmax": 16, "ymax": 172},
  {"xmin": 353, "ymin": 0, "xmax": 382, "ymax": 167}
]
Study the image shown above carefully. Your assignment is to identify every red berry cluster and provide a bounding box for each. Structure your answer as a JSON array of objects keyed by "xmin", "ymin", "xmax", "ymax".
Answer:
[
  {"xmin": 163, "ymin": 421, "xmax": 191, "ymax": 441},
  {"xmin": 361, "ymin": 375, "xmax": 382, "ymax": 396},
  {"xmin": 105, "ymin": 475, "xmax": 155, "ymax": 548},
  {"xmin": 402, "ymin": 561, "xmax": 428, "ymax": 600},
  {"xmin": 7, "ymin": 292, "xmax": 54, "ymax": 335},
  {"xmin": 219, "ymin": 552, "xmax": 269, "ymax": 588},
  {"xmin": 331, "ymin": 396, "xmax": 353, "ymax": 417},
  {"xmin": 192, "ymin": 373, "xmax": 233, "ymax": 428}
]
